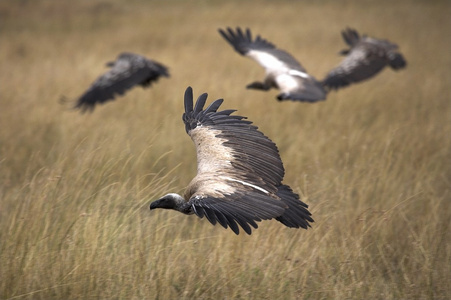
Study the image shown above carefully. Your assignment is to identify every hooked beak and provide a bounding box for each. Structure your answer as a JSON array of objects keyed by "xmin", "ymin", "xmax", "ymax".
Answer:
[{"xmin": 149, "ymin": 199, "xmax": 163, "ymax": 210}]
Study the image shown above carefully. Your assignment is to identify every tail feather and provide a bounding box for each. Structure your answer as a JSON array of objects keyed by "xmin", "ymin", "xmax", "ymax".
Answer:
[
  {"xmin": 342, "ymin": 28, "xmax": 360, "ymax": 46},
  {"xmin": 275, "ymin": 185, "xmax": 313, "ymax": 229}
]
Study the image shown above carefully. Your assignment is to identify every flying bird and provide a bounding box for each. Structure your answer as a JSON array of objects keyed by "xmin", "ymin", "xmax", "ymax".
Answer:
[
  {"xmin": 150, "ymin": 87, "xmax": 314, "ymax": 235},
  {"xmin": 73, "ymin": 52, "xmax": 169, "ymax": 112},
  {"xmin": 322, "ymin": 28, "xmax": 407, "ymax": 90},
  {"xmin": 218, "ymin": 27, "xmax": 327, "ymax": 103}
]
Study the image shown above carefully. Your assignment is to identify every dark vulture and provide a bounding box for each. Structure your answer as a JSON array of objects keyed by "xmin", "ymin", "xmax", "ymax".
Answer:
[
  {"xmin": 74, "ymin": 52, "xmax": 169, "ymax": 112},
  {"xmin": 323, "ymin": 28, "xmax": 407, "ymax": 90},
  {"xmin": 150, "ymin": 87, "xmax": 314, "ymax": 235},
  {"xmin": 218, "ymin": 27, "xmax": 327, "ymax": 103}
]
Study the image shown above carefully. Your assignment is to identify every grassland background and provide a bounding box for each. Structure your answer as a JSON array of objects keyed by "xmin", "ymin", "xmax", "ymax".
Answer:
[{"xmin": 1, "ymin": 0, "xmax": 450, "ymax": 299}]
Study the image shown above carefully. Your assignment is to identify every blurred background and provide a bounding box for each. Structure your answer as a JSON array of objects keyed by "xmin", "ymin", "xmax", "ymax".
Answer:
[{"xmin": 1, "ymin": 0, "xmax": 450, "ymax": 299}]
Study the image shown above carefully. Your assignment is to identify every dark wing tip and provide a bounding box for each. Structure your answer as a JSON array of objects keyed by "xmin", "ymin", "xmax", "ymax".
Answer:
[
  {"xmin": 218, "ymin": 26, "xmax": 250, "ymax": 55},
  {"xmin": 182, "ymin": 87, "xmax": 221, "ymax": 133},
  {"xmin": 184, "ymin": 86, "xmax": 194, "ymax": 113},
  {"xmin": 218, "ymin": 27, "xmax": 227, "ymax": 37},
  {"xmin": 194, "ymin": 92, "xmax": 209, "ymax": 114},
  {"xmin": 73, "ymin": 101, "xmax": 94, "ymax": 113},
  {"xmin": 322, "ymin": 75, "xmax": 351, "ymax": 90},
  {"xmin": 73, "ymin": 88, "xmax": 106, "ymax": 113},
  {"xmin": 204, "ymin": 98, "xmax": 224, "ymax": 114},
  {"xmin": 275, "ymin": 185, "xmax": 313, "ymax": 230},
  {"xmin": 219, "ymin": 26, "xmax": 276, "ymax": 56},
  {"xmin": 342, "ymin": 27, "xmax": 360, "ymax": 46},
  {"xmin": 343, "ymin": 27, "xmax": 359, "ymax": 36},
  {"xmin": 192, "ymin": 202, "xmax": 259, "ymax": 235}
]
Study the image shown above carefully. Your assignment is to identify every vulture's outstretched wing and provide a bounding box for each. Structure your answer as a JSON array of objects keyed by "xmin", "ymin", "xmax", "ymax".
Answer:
[
  {"xmin": 74, "ymin": 52, "xmax": 169, "ymax": 112},
  {"xmin": 219, "ymin": 27, "xmax": 327, "ymax": 103},
  {"xmin": 323, "ymin": 28, "xmax": 407, "ymax": 90},
  {"xmin": 181, "ymin": 87, "xmax": 313, "ymax": 234}
]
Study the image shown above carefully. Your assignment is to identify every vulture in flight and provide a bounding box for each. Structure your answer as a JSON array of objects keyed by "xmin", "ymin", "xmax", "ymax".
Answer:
[
  {"xmin": 150, "ymin": 87, "xmax": 314, "ymax": 235},
  {"xmin": 218, "ymin": 27, "xmax": 327, "ymax": 103},
  {"xmin": 74, "ymin": 52, "xmax": 169, "ymax": 112},
  {"xmin": 322, "ymin": 28, "xmax": 407, "ymax": 90}
]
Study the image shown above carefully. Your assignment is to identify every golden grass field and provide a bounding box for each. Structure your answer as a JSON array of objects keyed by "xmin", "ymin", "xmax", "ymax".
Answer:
[{"xmin": 1, "ymin": 0, "xmax": 450, "ymax": 299}]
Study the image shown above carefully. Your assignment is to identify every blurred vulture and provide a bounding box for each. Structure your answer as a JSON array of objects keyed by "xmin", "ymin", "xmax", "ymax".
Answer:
[
  {"xmin": 218, "ymin": 27, "xmax": 327, "ymax": 103},
  {"xmin": 323, "ymin": 28, "xmax": 407, "ymax": 90},
  {"xmin": 74, "ymin": 52, "xmax": 169, "ymax": 112},
  {"xmin": 150, "ymin": 87, "xmax": 314, "ymax": 235}
]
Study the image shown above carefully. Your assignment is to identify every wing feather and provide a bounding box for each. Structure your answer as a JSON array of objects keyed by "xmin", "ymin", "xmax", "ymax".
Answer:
[
  {"xmin": 208, "ymin": 205, "xmax": 230, "ymax": 229},
  {"xmin": 191, "ymin": 192, "xmax": 283, "ymax": 235},
  {"xmin": 342, "ymin": 27, "xmax": 361, "ymax": 46},
  {"xmin": 184, "ymin": 87, "xmax": 194, "ymax": 114},
  {"xmin": 204, "ymin": 99, "xmax": 224, "ymax": 114},
  {"xmin": 202, "ymin": 205, "xmax": 218, "ymax": 225},
  {"xmin": 194, "ymin": 93, "xmax": 208, "ymax": 114}
]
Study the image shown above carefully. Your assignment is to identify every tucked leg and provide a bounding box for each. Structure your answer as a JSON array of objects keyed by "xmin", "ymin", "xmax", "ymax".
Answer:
[{"xmin": 246, "ymin": 81, "xmax": 271, "ymax": 91}]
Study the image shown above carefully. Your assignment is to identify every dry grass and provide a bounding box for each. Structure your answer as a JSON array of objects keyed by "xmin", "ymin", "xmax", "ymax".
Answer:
[{"xmin": 1, "ymin": 0, "xmax": 450, "ymax": 299}]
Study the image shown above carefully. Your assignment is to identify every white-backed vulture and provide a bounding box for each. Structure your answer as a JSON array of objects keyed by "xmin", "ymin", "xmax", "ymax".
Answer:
[
  {"xmin": 218, "ymin": 27, "xmax": 327, "ymax": 103},
  {"xmin": 150, "ymin": 87, "xmax": 314, "ymax": 235},
  {"xmin": 323, "ymin": 28, "xmax": 407, "ymax": 90},
  {"xmin": 74, "ymin": 52, "xmax": 169, "ymax": 112}
]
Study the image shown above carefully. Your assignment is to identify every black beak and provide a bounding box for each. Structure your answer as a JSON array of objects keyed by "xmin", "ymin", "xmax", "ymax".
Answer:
[{"xmin": 149, "ymin": 199, "xmax": 162, "ymax": 210}]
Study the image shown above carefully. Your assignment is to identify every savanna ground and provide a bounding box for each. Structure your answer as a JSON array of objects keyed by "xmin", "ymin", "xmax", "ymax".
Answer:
[{"xmin": 1, "ymin": 0, "xmax": 450, "ymax": 299}]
